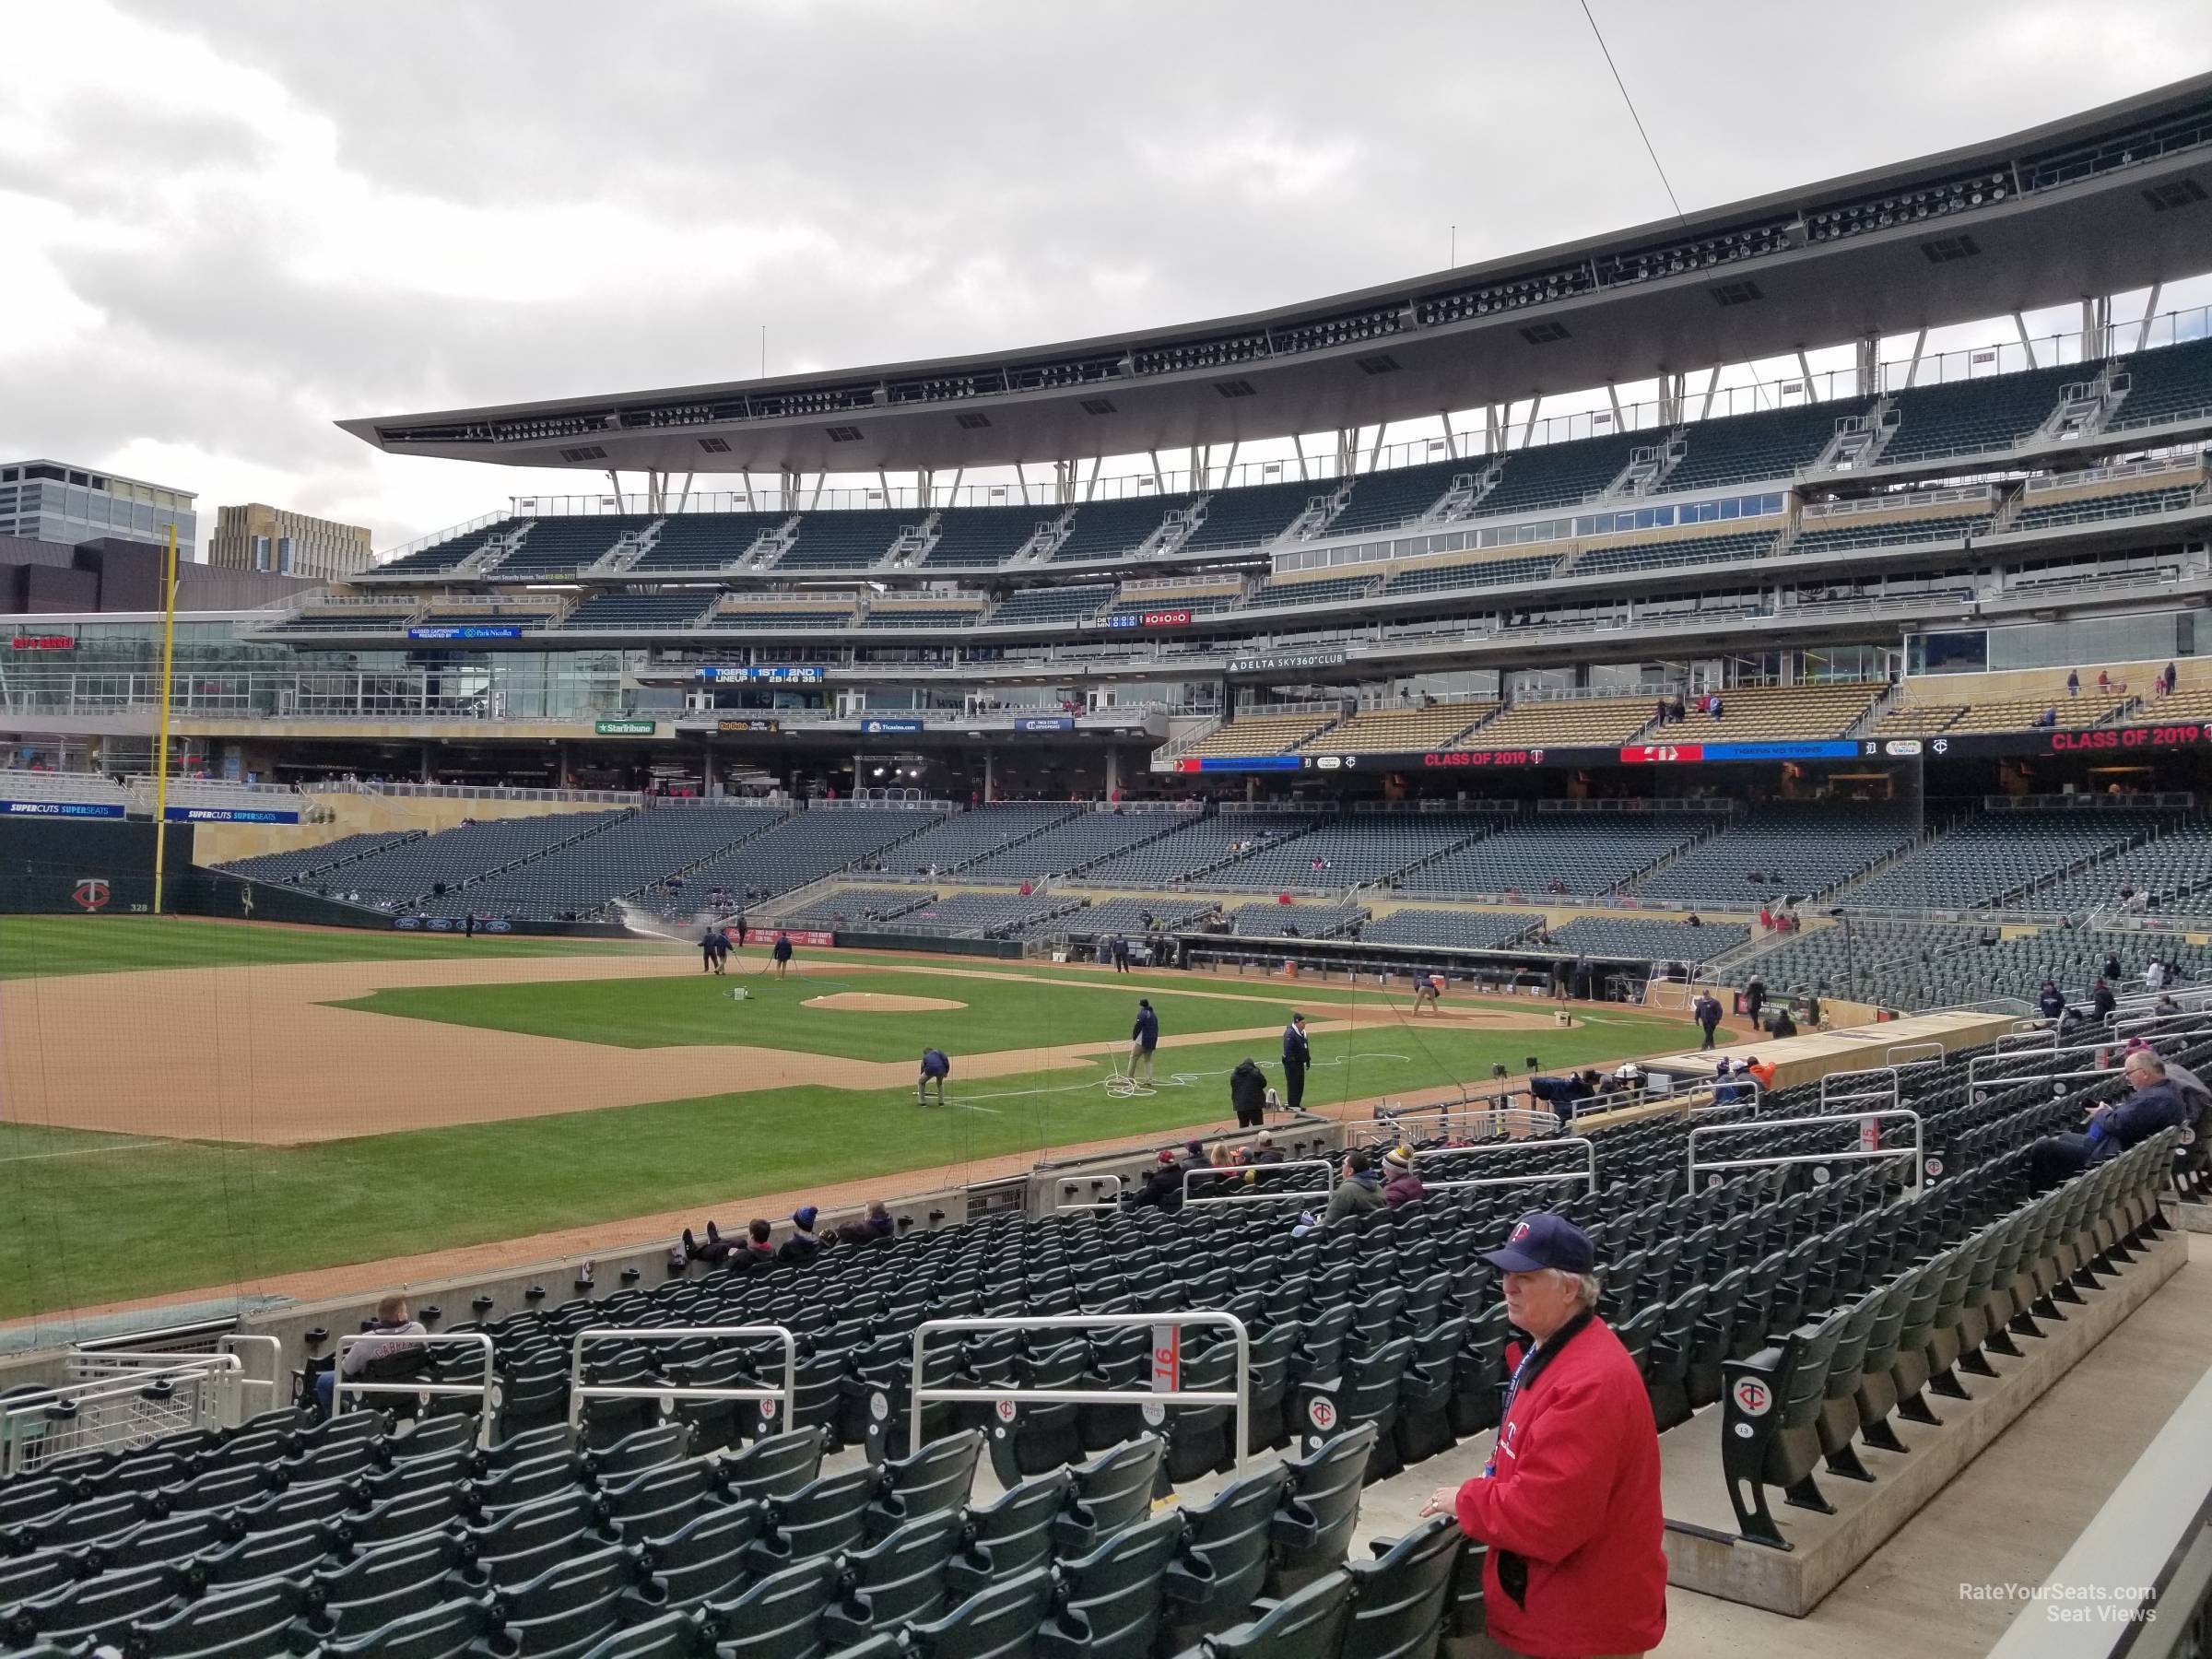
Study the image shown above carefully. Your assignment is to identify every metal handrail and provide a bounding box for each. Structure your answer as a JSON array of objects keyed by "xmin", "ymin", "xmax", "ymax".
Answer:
[
  {"xmin": 1820, "ymin": 1064, "xmax": 1900, "ymax": 1112},
  {"xmin": 1969, "ymin": 1040, "xmax": 2143, "ymax": 1095},
  {"xmin": 0, "ymin": 1355, "xmax": 249, "ymax": 1479},
  {"xmin": 1182, "ymin": 1158, "xmax": 1336, "ymax": 1206},
  {"xmin": 910, "ymin": 1312, "xmax": 1251, "ymax": 1473},
  {"xmin": 567, "ymin": 1326, "xmax": 796, "ymax": 1434},
  {"xmin": 1688, "ymin": 1108, "xmax": 1926, "ymax": 1193},
  {"xmin": 1972, "ymin": 1065, "xmax": 2139, "ymax": 1105},
  {"xmin": 331, "ymin": 1333, "xmax": 496, "ymax": 1444},
  {"xmin": 1341, "ymin": 1104, "xmax": 1562, "ymax": 1144},
  {"xmin": 1406, "ymin": 1135, "xmax": 1598, "ymax": 1194},
  {"xmin": 1886, "ymin": 1041, "xmax": 1946, "ymax": 1069}
]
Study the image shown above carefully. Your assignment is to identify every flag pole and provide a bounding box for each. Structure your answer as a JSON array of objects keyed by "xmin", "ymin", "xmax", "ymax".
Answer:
[{"xmin": 151, "ymin": 523, "xmax": 180, "ymax": 913}]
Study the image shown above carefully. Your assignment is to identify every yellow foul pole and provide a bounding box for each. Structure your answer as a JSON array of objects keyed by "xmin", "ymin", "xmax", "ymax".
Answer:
[{"xmin": 151, "ymin": 524, "xmax": 180, "ymax": 913}]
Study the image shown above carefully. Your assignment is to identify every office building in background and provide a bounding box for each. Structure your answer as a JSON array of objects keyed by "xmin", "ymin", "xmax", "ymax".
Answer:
[{"xmin": 209, "ymin": 502, "xmax": 373, "ymax": 579}]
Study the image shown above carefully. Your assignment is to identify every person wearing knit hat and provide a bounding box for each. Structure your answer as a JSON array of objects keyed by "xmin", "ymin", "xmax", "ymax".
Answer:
[
  {"xmin": 1382, "ymin": 1145, "xmax": 1425, "ymax": 1207},
  {"xmin": 777, "ymin": 1206, "xmax": 823, "ymax": 1265}
]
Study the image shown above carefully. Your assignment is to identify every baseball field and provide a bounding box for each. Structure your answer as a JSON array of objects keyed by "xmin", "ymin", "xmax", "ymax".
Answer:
[{"xmin": 0, "ymin": 916, "xmax": 1698, "ymax": 1322}]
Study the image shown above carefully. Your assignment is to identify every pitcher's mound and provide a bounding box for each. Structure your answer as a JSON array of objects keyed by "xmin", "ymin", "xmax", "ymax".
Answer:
[{"xmin": 803, "ymin": 993, "xmax": 969, "ymax": 1013}]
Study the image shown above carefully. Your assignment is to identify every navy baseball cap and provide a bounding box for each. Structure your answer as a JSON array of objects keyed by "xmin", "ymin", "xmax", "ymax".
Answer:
[{"xmin": 1483, "ymin": 1213, "xmax": 1595, "ymax": 1274}]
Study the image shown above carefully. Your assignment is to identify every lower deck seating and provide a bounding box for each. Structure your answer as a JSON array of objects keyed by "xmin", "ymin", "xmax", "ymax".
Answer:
[{"xmin": 6, "ymin": 1012, "xmax": 2202, "ymax": 1657}]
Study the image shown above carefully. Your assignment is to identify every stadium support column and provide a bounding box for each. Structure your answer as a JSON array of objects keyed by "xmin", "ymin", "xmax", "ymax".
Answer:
[
  {"xmin": 1105, "ymin": 747, "xmax": 1120, "ymax": 799},
  {"xmin": 1054, "ymin": 460, "xmax": 1076, "ymax": 505},
  {"xmin": 983, "ymin": 747, "xmax": 994, "ymax": 803},
  {"xmin": 2081, "ymin": 297, "xmax": 2112, "ymax": 361},
  {"xmin": 1855, "ymin": 334, "xmax": 1880, "ymax": 395}
]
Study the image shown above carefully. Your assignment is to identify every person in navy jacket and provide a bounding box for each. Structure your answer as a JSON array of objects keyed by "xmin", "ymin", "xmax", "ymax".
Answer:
[
  {"xmin": 1423, "ymin": 1213, "xmax": 1666, "ymax": 1658},
  {"xmin": 1128, "ymin": 998, "xmax": 1159, "ymax": 1085},
  {"xmin": 1281, "ymin": 1013, "xmax": 1311, "ymax": 1112}
]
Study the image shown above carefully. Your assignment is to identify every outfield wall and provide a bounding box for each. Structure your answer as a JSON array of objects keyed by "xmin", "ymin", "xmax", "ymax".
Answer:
[{"xmin": 0, "ymin": 818, "xmax": 187, "ymax": 914}]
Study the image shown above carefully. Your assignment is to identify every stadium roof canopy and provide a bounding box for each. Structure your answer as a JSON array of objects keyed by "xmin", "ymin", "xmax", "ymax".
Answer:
[{"xmin": 342, "ymin": 75, "xmax": 2212, "ymax": 478}]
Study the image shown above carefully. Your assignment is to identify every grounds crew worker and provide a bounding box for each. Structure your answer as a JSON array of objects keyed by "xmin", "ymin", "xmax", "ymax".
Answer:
[
  {"xmin": 1281, "ymin": 1012, "xmax": 1311, "ymax": 1112},
  {"xmin": 1129, "ymin": 998, "xmax": 1159, "ymax": 1085},
  {"xmin": 1422, "ymin": 1212, "xmax": 1666, "ymax": 1658}
]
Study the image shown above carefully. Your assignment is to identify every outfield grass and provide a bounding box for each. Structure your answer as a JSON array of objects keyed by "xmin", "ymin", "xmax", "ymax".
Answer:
[
  {"xmin": 332, "ymin": 969, "xmax": 1340, "ymax": 1059},
  {"xmin": 0, "ymin": 914, "xmax": 664, "ymax": 980},
  {"xmin": 0, "ymin": 914, "xmax": 1692, "ymax": 1317},
  {"xmin": 0, "ymin": 1011, "xmax": 1681, "ymax": 1318}
]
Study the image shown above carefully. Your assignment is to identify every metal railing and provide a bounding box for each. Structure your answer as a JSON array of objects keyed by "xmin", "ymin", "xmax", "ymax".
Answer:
[
  {"xmin": 1182, "ymin": 1159, "xmax": 1336, "ymax": 1206},
  {"xmin": 1341, "ymin": 1103, "xmax": 1562, "ymax": 1145},
  {"xmin": 330, "ymin": 1332, "xmax": 496, "ymax": 1444},
  {"xmin": 909, "ymin": 1312, "xmax": 1251, "ymax": 1472},
  {"xmin": 567, "ymin": 1326, "xmax": 797, "ymax": 1435},
  {"xmin": 1820, "ymin": 1064, "xmax": 1900, "ymax": 1113},
  {"xmin": 1407, "ymin": 1135, "xmax": 1599, "ymax": 1194},
  {"xmin": 1688, "ymin": 1108, "xmax": 1926, "ymax": 1193},
  {"xmin": 0, "ymin": 1353, "xmax": 259, "ymax": 1478}
]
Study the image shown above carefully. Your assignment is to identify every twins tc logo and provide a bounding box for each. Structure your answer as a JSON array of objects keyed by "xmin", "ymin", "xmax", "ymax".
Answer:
[
  {"xmin": 71, "ymin": 877, "xmax": 110, "ymax": 912},
  {"xmin": 1510, "ymin": 1221, "xmax": 1532, "ymax": 1242}
]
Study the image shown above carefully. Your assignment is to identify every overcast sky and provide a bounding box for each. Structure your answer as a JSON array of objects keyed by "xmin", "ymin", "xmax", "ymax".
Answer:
[{"xmin": 5, "ymin": 0, "xmax": 2210, "ymax": 555}]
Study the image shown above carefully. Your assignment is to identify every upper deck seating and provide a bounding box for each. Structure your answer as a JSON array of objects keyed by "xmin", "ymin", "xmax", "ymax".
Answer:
[
  {"xmin": 630, "ymin": 513, "xmax": 789, "ymax": 571},
  {"xmin": 1181, "ymin": 480, "xmax": 1324, "ymax": 551},
  {"xmin": 1458, "ymin": 696, "xmax": 1653, "ymax": 748},
  {"xmin": 915, "ymin": 507, "xmax": 1051, "ymax": 568},
  {"xmin": 1877, "ymin": 365, "xmax": 2078, "ymax": 465},
  {"xmin": 1050, "ymin": 496, "xmax": 1192, "ymax": 563},
  {"xmin": 775, "ymin": 512, "xmax": 904, "ymax": 571},
  {"xmin": 1667, "ymin": 402, "xmax": 1864, "ymax": 492},
  {"xmin": 1180, "ymin": 712, "xmax": 1340, "ymax": 758},
  {"xmin": 1299, "ymin": 703, "xmax": 1498, "ymax": 753}
]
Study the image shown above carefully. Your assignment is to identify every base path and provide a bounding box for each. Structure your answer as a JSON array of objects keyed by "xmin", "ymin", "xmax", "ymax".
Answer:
[{"xmin": 0, "ymin": 951, "xmax": 1577, "ymax": 1146}]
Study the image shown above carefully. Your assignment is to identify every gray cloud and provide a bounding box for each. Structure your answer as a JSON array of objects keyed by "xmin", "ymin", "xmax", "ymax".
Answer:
[{"xmin": 14, "ymin": 0, "xmax": 2212, "ymax": 550}]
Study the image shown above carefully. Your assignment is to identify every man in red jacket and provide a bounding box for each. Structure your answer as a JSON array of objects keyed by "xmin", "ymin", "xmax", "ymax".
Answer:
[{"xmin": 1422, "ymin": 1212, "xmax": 1667, "ymax": 1658}]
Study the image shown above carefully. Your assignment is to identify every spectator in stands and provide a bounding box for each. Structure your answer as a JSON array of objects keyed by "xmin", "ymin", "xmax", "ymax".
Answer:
[
  {"xmin": 317, "ymin": 1296, "xmax": 426, "ymax": 1418},
  {"xmin": 836, "ymin": 1201, "xmax": 896, "ymax": 1246},
  {"xmin": 1758, "ymin": 905, "xmax": 1774, "ymax": 932},
  {"xmin": 2093, "ymin": 978, "xmax": 2118, "ymax": 1021},
  {"xmin": 2161, "ymin": 660, "xmax": 2179, "ymax": 697},
  {"xmin": 2146, "ymin": 957, "xmax": 2169, "ymax": 992},
  {"xmin": 1230, "ymin": 1058, "xmax": 1268, "ymax": 1128},
  {"xmin": 1124, "ymin": 1149, "xmax": 1186, "ymax": 1213},
  {"xmin": 1243, "ymin": 1129, "xmax": 1285, "ymax": 1165},
  {"xmin": 2039, "ymin": 979, "xmax": 2067, "ymax": 1021},
  {"xmin": 1710, "ymin": 1057, "xmax": 1754, "ymax": 1107},
  {"xmin": 2067, "ymin": 669, "xmax": 2081, "ymax": 698},
  {"xmin": 1747, "ymin": 1055, "xmax": 1778, "ymax": 1089},
  {"xmin": 1381, "ymin": 1146, "xmax": 1425, "ymax": 1206},
  {"xmin": 1708, "ymin": 693, "xmax": 1724, "ymax": 721},
  {"xmin": 1421, "ymin": 1212, "xmax": 1666, "ymax": 1659},
  {"xmin": 1128, "ymin": 998, "xmax": 1159, "ymax": 1085},
  {"xmin": 2030, "ymin": 1050, "xmax": 2188, "ymax": 1190},
  {"xmin": 1281, "ymin": 1013, "xmax": 1312, "ymax": 1112},
  {"xmin": 1743, "ymin": 977, "xmax": 1767, "ymax": 1028},
  {"xmin": 1693, "ymin": 992, "xmax": 1723, "ymax": 1051},
  {"xmin": 1769, "ymin": 1004, "xmax": 1799, "ymax": 1040},
  {"xmin": 771, "ymin": 930, "xmax": 794, "ymax": 979},
  {"xmin": 1323, "ymin": 1148, "xmax": 1384, "ymax": 1222},
  {"xmin": 2103, "ymin": 950, "xmax": 2125, "ymax": 982},
  {"xmin": 2097, "ymin": 669, "xmax": 2112, "ymax": 694},
  {"xmin": 1530, "ymin": 1070, "xmax": 1600, "ymax": 1126},
  {"xmin": 2125, "ymin": 1038, "xmax": 2207, "ymax": 1111},
  {"xmin": 778, "ymin": 1207, "xmax": 824, "ymax": 1265},
  {"xmin": 917, "ymin": 1047, "xmax": 952, "ymax": 1107}
]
